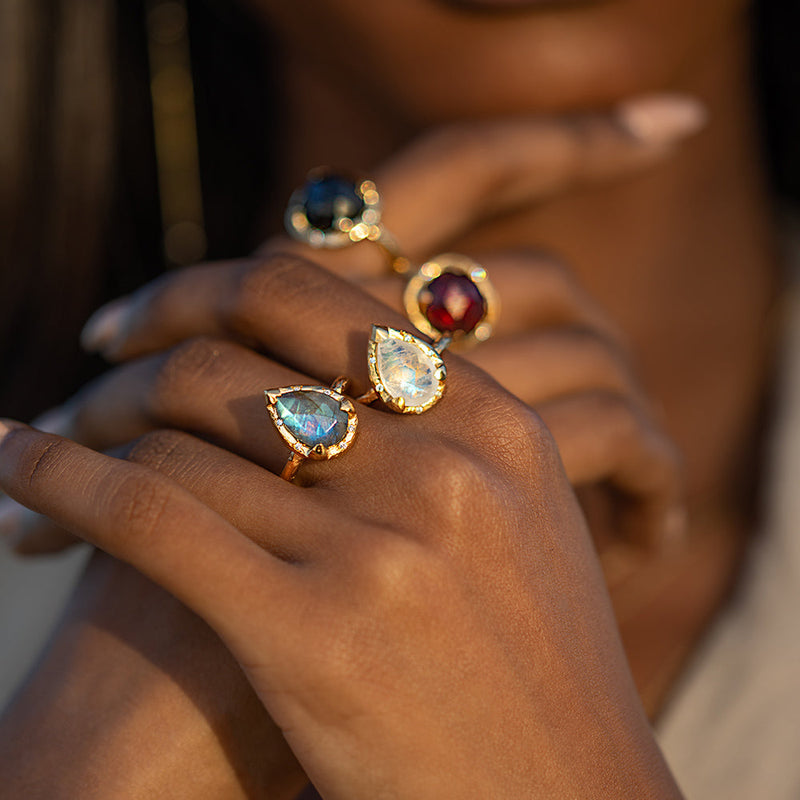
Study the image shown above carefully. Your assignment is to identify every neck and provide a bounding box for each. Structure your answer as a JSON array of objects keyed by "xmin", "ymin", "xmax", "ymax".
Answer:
[{"xmin": 271, "ymin": 20, "xmax": 780, "ymax": 516}]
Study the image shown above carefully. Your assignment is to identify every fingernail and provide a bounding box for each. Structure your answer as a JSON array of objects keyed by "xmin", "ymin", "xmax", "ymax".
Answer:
[
  {"xmin": 80, "ymin": 298, "xmax": 131, "ymax": 353},
  {"xmin": 616, "ymin": 94, "xmax": 708, "ymax": 146}
]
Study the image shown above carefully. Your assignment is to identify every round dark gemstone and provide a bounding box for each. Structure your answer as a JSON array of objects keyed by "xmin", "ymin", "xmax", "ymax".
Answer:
[
  {"xmin": 302, "ymin": 175, "xmax": 365, "ymax": 231},
  {"xmin": 419, "ymin": 272, "xmax": 487, "ymax": 334}
]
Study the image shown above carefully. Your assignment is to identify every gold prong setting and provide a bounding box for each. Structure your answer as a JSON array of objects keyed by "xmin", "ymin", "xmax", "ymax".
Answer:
[
  {"xmin": 264, "ymin": 383, "xmax": 358, "ymax": 461},
  {"xmin": 366, "ymin": 325, "xmax": 446, "ymax": 414}
]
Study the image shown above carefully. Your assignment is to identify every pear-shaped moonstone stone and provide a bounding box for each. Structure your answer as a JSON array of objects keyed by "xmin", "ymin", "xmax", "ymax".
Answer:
[
  {"xmin": 274, "ymin": 391, "xmax": 348, "ymax": 447},
  {"xmin": 375, "ymin": 338, "xmax": 438, "ymax": 407}
]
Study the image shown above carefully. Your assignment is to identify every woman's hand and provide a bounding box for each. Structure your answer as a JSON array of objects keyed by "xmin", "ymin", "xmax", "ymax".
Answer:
[
  {"xmin": 0, "ymin": 256, "xmax": 682, "ymax": 799},
  {"xmin": 0, "ymin": 551, "xmax": 307, "ymax": 799},
  {"xmin": 3, "ymin": 94, "xmax": 700, "ymax": 555}
]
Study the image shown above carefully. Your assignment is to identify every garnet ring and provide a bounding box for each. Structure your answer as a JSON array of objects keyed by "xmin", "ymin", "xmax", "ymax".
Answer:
[
  {"xmin": 404, "ymin": 253, "xmax": 498, "ymax": 350},
  {"xmin": 357, "ymin": 326, "xmax": 447, "ymax": 414},
  {"xmin": 264, "ymin": 376, "xmax": 358, "ymax": 482},
  {"xmin": 285, "ymin": 168, "xmax": 411, "ymax": 276}
]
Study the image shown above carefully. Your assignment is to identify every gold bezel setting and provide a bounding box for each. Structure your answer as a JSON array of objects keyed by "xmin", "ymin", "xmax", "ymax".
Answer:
[
  {"xmin": 403, "ymin": 252, "xmax": 499, "ymax": 349},
  {"xmin": 264, "ymin": 384, "xmax": 358, "ymax": 460},
  {"xmin": 367, "ymin": 325, "xmax": 447, "ymax": 414},
  {"xmin": 285, "ymin": 172, "xmax": 382, "ymax": 249}
]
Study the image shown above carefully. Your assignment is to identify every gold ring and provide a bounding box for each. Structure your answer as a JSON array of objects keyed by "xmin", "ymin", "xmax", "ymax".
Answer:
[
  {"xmin": 404, "ymin": 253, "xmax": 499, "ymax": 350},
  {"xmin": 356, "ymin": 326, "xmax": 446, "ymax": 414},
  {"xmin": 285, "ymin": 169, "xmax": 411, "ymax": 276},
  {"xmin": 264, "ymin": 376, "xmax": 358, "ymax": 482}
]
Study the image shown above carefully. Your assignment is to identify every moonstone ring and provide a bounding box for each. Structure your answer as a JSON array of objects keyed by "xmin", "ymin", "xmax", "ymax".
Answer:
[
  {"xmin": 264, "ymin": 376, "xmax": 358, "ymax": 481},
  {"xmin": 284, "ymin": 168, "xmax": 411, "ymax": 275},
  {"xmin": 357, "ymin": 326, "xmax": 447, "ymax": 414}
]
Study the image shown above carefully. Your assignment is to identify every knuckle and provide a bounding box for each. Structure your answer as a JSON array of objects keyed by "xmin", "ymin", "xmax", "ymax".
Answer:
[
  {"xmin": 462, "ymin": 367, "xmax": 557, "ymax": 462},
  {"xmin": 228, "ymin": 254, "xmax": 333, "ymax": 333},
  {"xmin": 354, "ymin": 535, "xmax": 447, "ymax": 614},
  {"xmin": 104, "ymin": 472, "xmax": 173, "ymax": 547},
  {"xmin": 148, "ymin": 336, "xmax": 229, "ymax": 417},
  {"xmin": 417, "ymin": 441, "xmax": 485, "ymax": 506},
  {"xmin": 126, "ymin": 429, "xmax": 191, "ymax": 469},
  {"xmin": 12, "ymin": 433, "xmax": 71, "ymax": 491}
]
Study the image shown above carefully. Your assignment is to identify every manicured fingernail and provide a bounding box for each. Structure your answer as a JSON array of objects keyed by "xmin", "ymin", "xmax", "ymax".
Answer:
[
  {"xmin": 80, "ymin": 298, "xmax": 132, "ymax": 353},
  {"xmin": 616, "ymin": 94, "xmax": 708, "ymax": 146}
]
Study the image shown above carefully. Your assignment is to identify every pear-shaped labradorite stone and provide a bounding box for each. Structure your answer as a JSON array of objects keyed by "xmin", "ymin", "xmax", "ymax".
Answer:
[
  {"xmin": 274, "ymin": 391, "xmax": 348, "ymax": 447},
  {"xmin": 375, "ymin": 338, "xmax": 438, "ymax": 407}
]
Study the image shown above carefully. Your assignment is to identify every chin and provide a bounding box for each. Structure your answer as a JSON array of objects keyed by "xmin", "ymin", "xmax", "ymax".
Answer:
[{"xmin": 251, "ymin": 0, "xmax": 746, "ymax": 123}]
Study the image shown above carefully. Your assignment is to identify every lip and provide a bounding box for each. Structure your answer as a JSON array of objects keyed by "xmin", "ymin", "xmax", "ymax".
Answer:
[{"xmin": 434, "ymin": 0, "xmax": 596, "ymax": 11}]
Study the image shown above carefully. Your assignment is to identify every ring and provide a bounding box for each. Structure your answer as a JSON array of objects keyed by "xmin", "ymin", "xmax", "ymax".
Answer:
[
  {"xmin": 404, "ymin": 253, "xmax": 498, "ymax": 349},
  {"xmin": 285, "ymin": 169, "xmax": 411, "ymax": 275},
  {"xmin": 264, "ymin": 376, "xmax": 358, "ymax": 482},
  {"xmin": 357, "ymin": 325, "xmax": 447, "ymax": 414}
]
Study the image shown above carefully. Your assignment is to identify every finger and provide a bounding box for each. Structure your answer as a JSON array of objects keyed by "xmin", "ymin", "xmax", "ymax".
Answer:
[
  {"xmin": 464, "ymin": 327, "xmax": 642, "ymax": 406},
  {"xmin": 81, "ymin": 249, "xmax": 619, "ymax": 365},
  {"xmin": 38, "ymin": 336, "xmax": 393, "ymax": 493},
  {"xmin": 59, "ymin": 338, "xmax": 314, "ymax": 471},
  {"xmin": 81, "ymin": 255, "xmax": 410, "ymax": 368},
  {"xmin": 11, "ymin": 430, "xmax": 344, "ymax": 560},
  {"xmin": 1, "ymin": 500, "xmax": 81, "ymax": 556},
  {"xmin": 78, "ymin": 256, "xmax": 491, "ymax": 443},
  {"xmin": 0, "ymin": 422, "xmax": 305, "ymax": 647},
  {"xmin": 358, "ymin": 249, "xmax": 620, "ymax": 340},
  {"xmin": 536, "ymin": 392, "xmax": 684, "ymax": 550},
  {"xmin": 266, "ymin": 94, "xmax": 706, "ymax": 277}
]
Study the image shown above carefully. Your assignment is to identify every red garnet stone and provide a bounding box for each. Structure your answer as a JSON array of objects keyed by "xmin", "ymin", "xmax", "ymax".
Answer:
[{"xmin": 419, "ymin": 272, "xmax": 487, "ymax": 334}]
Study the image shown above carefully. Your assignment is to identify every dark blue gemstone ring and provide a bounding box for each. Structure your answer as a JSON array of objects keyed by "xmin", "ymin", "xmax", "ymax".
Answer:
[{"xmin": 284, "ymin": 168, "xmax": 410, "ymax": 275}]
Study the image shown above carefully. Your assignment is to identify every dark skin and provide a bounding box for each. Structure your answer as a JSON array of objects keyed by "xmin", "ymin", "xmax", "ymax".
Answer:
[
  {"xmin": 259, "ymin": 0, "xmax": 778, "ymax": 712},
  {"xmin": 0, "ymin": 0, "xmax": 779, "ymax": 795}
]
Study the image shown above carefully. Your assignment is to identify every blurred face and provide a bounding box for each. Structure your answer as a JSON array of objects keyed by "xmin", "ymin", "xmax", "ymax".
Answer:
[{"xmin": 248, "ymin": 0, "xmax": 749, "ymax": 122}]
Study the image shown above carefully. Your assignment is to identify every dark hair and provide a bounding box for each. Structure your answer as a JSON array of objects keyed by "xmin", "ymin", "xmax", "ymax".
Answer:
[{"xmin": 753, "ymin": 1, "xmax": 800, "ymax": 203}]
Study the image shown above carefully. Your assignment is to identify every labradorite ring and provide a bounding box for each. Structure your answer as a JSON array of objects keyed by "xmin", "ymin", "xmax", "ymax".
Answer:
[{"xmin": 264, "ymin": 376, "xmax": 358, "ymax": 482}]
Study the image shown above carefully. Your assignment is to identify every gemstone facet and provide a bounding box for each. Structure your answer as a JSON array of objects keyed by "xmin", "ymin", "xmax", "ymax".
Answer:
[
  {"xmin": 367, "ymin": 326, "xmax": 446, "ymax": 413},
  {"xmin": 265, "ymin": 385, "xmax": 357, "ymax": 459},
  {"xmin": 275, "ymin": 392, "xmax": 348, "ymax": 447},
  {"xmin": 419, "ymin": 271, "xmax": 487, "ymax": 334}
]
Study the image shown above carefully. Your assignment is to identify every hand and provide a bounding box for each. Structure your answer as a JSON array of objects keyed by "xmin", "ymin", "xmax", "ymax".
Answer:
[
  {"xmin": 0, "ymin": 256, "xmax": 682, "ymax": 798},
  {"xmin": 0, "ymin": 551, "xmax": 307, "ymax": 799},
  {"xmin": 2, "ymin": 93, "xmax": 699, "ymax": 554}
]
